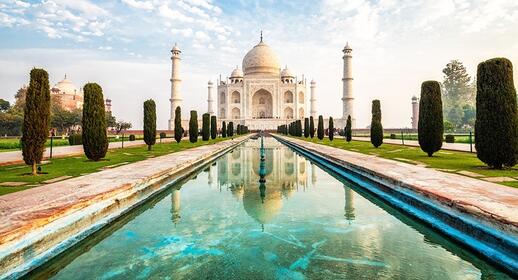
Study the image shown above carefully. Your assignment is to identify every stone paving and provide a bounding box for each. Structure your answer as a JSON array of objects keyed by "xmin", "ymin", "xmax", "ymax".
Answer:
[
  {"xmin": 353, "ymin": 137, "xmax": 476, "ymax": 152},
  {"xmin": 279, "ymin": 136, "xmax": 518, "ymax": 233},
  {"xmin": 0, "ymin": 138, "xmax": 175, "ymax": 166},
  {"xmin": 0, "ymin": 136, "xmax": 248, "ymax": 278}
]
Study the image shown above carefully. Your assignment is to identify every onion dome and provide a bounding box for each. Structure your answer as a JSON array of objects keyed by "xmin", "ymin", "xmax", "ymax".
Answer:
[
  {"xmin": 51, "ymin": 75, "xmax": 79, "ymax": 95},
  {"xmin": 230, "ymin": 66, "xmax": 244, "ymax": 78},
  {"xmin": 242, "ymin": 36, "xmax": 280, "ymax": 76},
  {"xmin": 281, "ymin": 66, "xmax": 294, "ymax": 78}
]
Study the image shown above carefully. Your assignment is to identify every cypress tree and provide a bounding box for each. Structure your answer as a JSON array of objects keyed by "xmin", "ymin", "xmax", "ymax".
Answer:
[
  {"xmin": 345, "ymin": 115, "xmax": 352, "ymax": 142},
  {"xmin": 222, "ymin": 121, "xmax": 227, "ymax": 137},
  {"xmin": 475, "ymin": 58, "xmax": 518, "ymax": 168},
  {"xmin": 237, "ymin": 124, "xmax": 241, "ymax": 135},
  {"xmin": 370, "ymin": 100, "xmax": 383, "ymax": 148},
  {"xmin": 143, "ymin": 99, "xmax": 156, "ymax": 151},
  {"xmin": 317, "ymin": 115, "xmax": 324, "ymax": 140},
  {"xmin": 189, "ymin": 110, "xmax": 198, "ymax": 143},
  {"xmin": 418, "ymin": 81, "xmax": 444, "ymax": 157},
  {"xmin": 21, "ymin": 68, "xmax": 51, "ymax": 175},
  {"xmin": 174, "ymin": 106, "xmax": 182, "ymax": 144},
  {"xmin": 296, "ymin": 120, "xmax": 302, "ymax": 136},
  {"xmin": 329, "ymin": 117, "xmax": 334, "ymax": 141},
  {"xmin": 211, "ymin": 115, "xmax": 217, "ymax": 139},
  {"xmin": 202, "ymin": 113, "xmax": 210, "ymax": 141},
  {"xmin": 304, "ymin": 118, "xmax": 309, "ymax": 138},
  {"xmin": 228, "ymin": 121, "xmax": 234, "ymax": 137},
  {"xmin": 309, "ymin": 116, "xmax": 315, "ymax": 138},
  {"xmin": 82, "ymin": 83, "xmax": 108, "ymax": 161}
]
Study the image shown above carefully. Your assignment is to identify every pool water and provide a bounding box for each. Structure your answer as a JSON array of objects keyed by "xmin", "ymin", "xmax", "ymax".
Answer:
[{"xmin": 27, "ymin": 137, "xmax": 511, "ymax": 279}]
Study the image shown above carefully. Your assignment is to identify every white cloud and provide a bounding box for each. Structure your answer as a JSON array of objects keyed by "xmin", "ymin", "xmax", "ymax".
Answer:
[
  {"xmin": 158, "ymin": 3, "xmax": 194, "ymax": 23},
  {"xmin": 171, "ymin": 28, "xmax": 193, "ymax": 37},
  {"xmin": 194, "ymin": 30, "xmax": 210, "ymax": 42},
  {"xmin": 121, "ymin": 0, "xmax": 154, "ymax": 11}
]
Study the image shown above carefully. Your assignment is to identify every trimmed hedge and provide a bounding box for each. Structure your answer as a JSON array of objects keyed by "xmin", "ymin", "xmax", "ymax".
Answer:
[
  {"xmin": 21, "ymin": 68, "xmax": 51, "ymax": 175},
  {"xmin": 317, "ymin": 115, "xmax": 324, "ymax": 140},
  {"xmin": 202, "ymin": 113, "xmax": 210, "ymax": 141},
  {"xmin": 189, "ymin": 110, "xmax": 198, "ymax": 143},
  {"xmin": 129, "ymin": 134, "xmax": 136, "ymax": 141},
  {"xmin": 390, "ymin": 133, "xmax": 396, "ymax": 139},
  {"xmin": 68, "ymin": 133, "xmax": 82, "ymax": 145},
  {"xmin": 345, "ymin": 115, "xmax": 352, "ymax": 142},
  {"xmin": 210, "ymin": 115, "xmax": 217, "ymax": 139},
  {"xmin": 418, "ymin": 81, "xmax": 443, "ymax": 157},
  {"xmin": 370, "ymin": 100, "xmax": 383, "ymax": 148},
  {"xmin": 143, "ymin": 99, "xmax": 156, "ymax": 150},
  {"xmin": 475, "ymin": 58, "xmax": 518, "ymax": 168},
  {"xmin": 82, "ymin": 83, "xmax": 108, "ymax": 161},
  {"xmin": 445, "ymin": 134, "xmax": 455, "ymax": 143}
]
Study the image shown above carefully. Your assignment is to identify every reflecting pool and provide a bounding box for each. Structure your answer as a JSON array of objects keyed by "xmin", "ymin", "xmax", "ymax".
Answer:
[{"xmin": 27, "ymin": 137, "xmax": 511, "ymax": 279}]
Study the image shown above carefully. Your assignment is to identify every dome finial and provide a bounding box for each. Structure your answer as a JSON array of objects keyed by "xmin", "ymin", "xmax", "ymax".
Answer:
[
  {"xmin": 64, "ymin": 74, "xmax": 67, "ymax": 79},
  {"xmin": 260, "ymin": 30, "xmax": 263, "ymax": 42}
]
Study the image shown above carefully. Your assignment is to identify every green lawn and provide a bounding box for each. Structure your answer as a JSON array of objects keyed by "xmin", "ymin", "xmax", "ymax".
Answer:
[
  {"xmin": 0, "ymin": 138, "xmax": 229, "ymax": 196},
  {"xmin": 0, "ymin": 136, "xmax": 146, "ymax": 152},
  {"xmin": 351, "ymin": 133, "xmax": 474, "ymax": 144},
  {"xmin": 294, "ymin": 137, "xmax": 518, "ymax": 188}
]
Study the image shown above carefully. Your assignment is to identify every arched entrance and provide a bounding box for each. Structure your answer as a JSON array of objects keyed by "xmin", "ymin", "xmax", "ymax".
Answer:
[{"xmin": 252, "ymin": 89, "xmax": 273, "ymax": 119}]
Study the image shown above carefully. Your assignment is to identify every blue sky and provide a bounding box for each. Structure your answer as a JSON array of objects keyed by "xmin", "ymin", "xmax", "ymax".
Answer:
[{"xmin": 1, "ymin": 0, "xmax": 518, "ymax": 129}]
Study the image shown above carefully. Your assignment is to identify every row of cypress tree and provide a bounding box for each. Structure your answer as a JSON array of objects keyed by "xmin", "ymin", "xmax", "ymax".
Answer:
[
  {"xmin": 278, "ymin": 115, "xmax": 338, "ymax": 141},
  {"xmin": 184, "ymin": 111, "xmax": 248, "ymax": 143}
]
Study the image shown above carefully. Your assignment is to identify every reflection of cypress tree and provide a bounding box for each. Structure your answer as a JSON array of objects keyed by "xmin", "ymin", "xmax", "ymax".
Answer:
[
  {"xmin": 344, "ymin": 185, "xmax": 355, "ymax": 222},
  {"xmin": 171, "ymin": 188, "xmax": 181, "ymax": 225}
]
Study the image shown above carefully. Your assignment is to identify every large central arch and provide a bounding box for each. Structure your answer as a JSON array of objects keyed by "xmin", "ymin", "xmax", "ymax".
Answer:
[{"xmin": 252, "ymin": 89, "xmax": 273, "ymax": 119}]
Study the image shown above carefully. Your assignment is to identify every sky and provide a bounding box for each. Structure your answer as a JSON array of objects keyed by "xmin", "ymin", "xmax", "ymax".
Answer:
[{"xmin": 1, "ymin": 0, "xmax": 517, "ymax": 129}]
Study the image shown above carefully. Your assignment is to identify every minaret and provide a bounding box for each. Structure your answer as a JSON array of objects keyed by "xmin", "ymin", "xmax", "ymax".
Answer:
[
  {"xmin": 342, "ymin": 42, "xmax": 355, "ymax": 127},
  {"xmin": 310, "ymin": 79, "xmax": 317, "ymax": 119},
  {"xmin": 411, "ymin": 96, "xmax": 419, "ymax": 129},
  {"xmin": 168, "ymin": 43, "xmax": 182, "ymax": 130},
  {"xmin": 207, "ymin": 80, "xmax": 214, "ymax": 115}
]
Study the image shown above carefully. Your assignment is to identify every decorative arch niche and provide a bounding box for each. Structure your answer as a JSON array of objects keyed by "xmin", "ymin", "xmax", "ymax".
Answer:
[
  {"xmin": 284, "ymin": 91, "xmax": 293, "ymax": 103},
  {"xmin": 231, "ymin": 91, "xmax": 240, "ymax": 103},
  {"xmin": 252, "ymin": 89, "xmax": 273, "ymax": 119}
]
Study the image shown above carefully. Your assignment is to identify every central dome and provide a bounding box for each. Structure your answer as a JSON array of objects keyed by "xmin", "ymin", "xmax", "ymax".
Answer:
[
  {"xmin": 52, "ymin": 76, "xmax": 80, "ymax": 95},
  {"xmin": 242, "ymin": 41, "xmax": 280, "ymax": 76}
]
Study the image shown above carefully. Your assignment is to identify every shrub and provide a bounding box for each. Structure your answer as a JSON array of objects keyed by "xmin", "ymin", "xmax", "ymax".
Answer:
[
  {"xmin": 68, "ymin": 133, "xmax": 82, "ymax": 146},
  {"xmin": 189, "ymin": 110, "xmax": 198, "ymax": 143},
  {"xmin": 82, "ymin": 83, "xmax": 108, "ymax": 161},
  {"xmin": 304, "ymin": 118, "xmax": 309, "ymax": 138},
  {"xmin": 143, "ymin": 99, "xmax": 156, "ymax": 151},
  {"xmin": 370, "ymin": 100, "xmax": 383, "ymax": 148},
  {"xmin": 160, "ymin": 132, "xmax": 166, "ymax": 139},
  {"xmin": 228, "ymin": 121, "xmax": 234, "ymax": 137},
  {"xmin": 129, "ymin": 134, "xmax": 136, "ymax": 141},
  {"xmin": 329, "ymin": 117, "xmax": 334, "ymax": 141},
  {"xmin": 174, "ymin": 106, "xmax": 182, "ymax": 143},
  {"xmin": 418, "ymin": 81, "xmax": 443, "ymax": 157},
  {"xmin": 21, "ymin": 69, "xmax": 51, "ymax": 175},
  {"xmin": 309, "ymin": 116, "xmax": 315, "ymax": 138},
  {"xmin": 211, "ymin": 115, "xmax": 217, "ymax": 139},
  {"xmin": 345, "ymin": 115, "xmax": 352, "ymax": 142},
  {"xmin": 317, "ymin": 115, "xmax": 324, "ymax": 140},
  {"xmin": 390, "ymin": 133, "xmax": 396, "ymax": 139},
  {"xmin": 445, "ymin": 134, "xmax": 455, "ymax": 143},
  {"xmin": 202, "ymin": 113, "xmax": 210, "ymax": 141},
  {"xmin": 475, "ymin": 58, "xmax": 518, "ymax": 168}
]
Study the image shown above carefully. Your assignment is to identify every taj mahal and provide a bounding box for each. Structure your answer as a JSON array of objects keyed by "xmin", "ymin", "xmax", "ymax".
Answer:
[{"xmin": 168, "ymin": 34, "xmax": 355, "ymax": 130}]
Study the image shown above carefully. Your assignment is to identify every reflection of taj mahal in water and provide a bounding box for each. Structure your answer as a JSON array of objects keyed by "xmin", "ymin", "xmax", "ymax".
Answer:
[{"xmin": 171, "ymin": 138, "xmax": 356, "ymax": 229}]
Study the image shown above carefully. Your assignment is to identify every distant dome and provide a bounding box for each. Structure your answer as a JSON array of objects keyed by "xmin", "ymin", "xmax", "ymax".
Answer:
[
  {"xmin": 281, "ymin": 66, "xmax": 294, "ymax": 78},
  {"xmin": 52, "ymin": 76, "xmax": 79, "ymax": 95},
  {"xmin": 230, "ymin": 66, "xmax": 244, "ymax": 78},
  {"xmin": 242, "ymin": 41, "xmax": 280, "ymax": 76}
]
